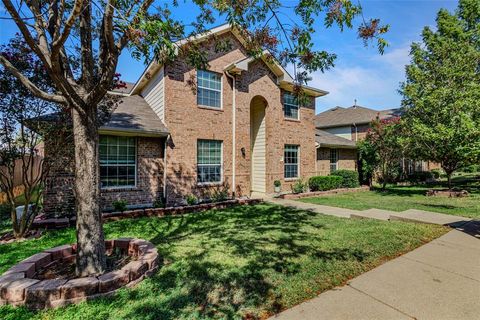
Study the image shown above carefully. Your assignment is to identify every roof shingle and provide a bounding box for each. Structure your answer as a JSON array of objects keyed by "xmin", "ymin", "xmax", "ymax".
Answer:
[
  {"xmin": 315, "ymin": 105, "xmax": 402, "ymax": 128},
  {"xmin": 315, "ymin": 129, "xmax": 357, "ymax": 148}
]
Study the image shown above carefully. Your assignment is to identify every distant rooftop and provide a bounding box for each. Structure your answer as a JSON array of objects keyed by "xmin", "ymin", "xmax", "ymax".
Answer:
[
  {"xmin": 315, "ymin": 129, "xmax": 357, "ymax": 149},
  {"xmin": 111, "ymin": 82, "xmax": 136, "ymax": 95},
  {"xmin": 315, "ymin": 105, "xmax": 402, "ymax": 129}
]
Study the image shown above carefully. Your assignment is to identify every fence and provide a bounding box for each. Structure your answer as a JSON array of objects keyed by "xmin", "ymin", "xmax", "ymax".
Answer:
[{"xmin": 0, "ymin": 156, "xmax": 42, "ymax": 204}]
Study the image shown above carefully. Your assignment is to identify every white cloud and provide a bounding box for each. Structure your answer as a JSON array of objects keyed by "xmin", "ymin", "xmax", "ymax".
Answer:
[
  {"xmin": 375, "ymin": 45, "xmax": 411, "ymax": 72},
  {"xmin": 309, "ymin": 65, "xmax": 400, "ymax": 112}
]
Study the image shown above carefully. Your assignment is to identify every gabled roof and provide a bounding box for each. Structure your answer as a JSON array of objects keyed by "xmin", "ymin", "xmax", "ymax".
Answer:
[
  {"xmin": 131, "ymin": 23, "xmax": 328, "ymax": 97},
  {"xmin": 99, "ymin": 95, "xmax": 169, "ymax": 137},
  {"xmin": 315, "ymin": 105, "xmax": 402, "ymax": 129},
  {"xmin": 315, "ymin": 129, "xmax": 357, "ymax": 149}
]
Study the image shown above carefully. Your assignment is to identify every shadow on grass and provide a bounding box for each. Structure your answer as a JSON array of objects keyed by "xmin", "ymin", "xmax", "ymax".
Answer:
[{"xmin": 101, "ymin": 204, "xmax": 369, "ymax": 319}]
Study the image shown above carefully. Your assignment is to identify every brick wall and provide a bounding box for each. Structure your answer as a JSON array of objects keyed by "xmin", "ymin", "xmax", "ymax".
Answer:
[
  {"xmin": 163, "ymin": 31, "xmax": 317, "ymax": 203},
  {"xmin": 316, "ymin": 147, "xmax": 357, "ymax": 176},
  {"xmin": 43, "ymin": 136, "xmax": 165, "ymax": 217}
]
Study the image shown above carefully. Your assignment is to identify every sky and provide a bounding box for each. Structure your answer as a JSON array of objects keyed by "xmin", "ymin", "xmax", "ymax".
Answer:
[{"xmin": 0, "ymin": 0, "xmax": 458, "ymax": 114}]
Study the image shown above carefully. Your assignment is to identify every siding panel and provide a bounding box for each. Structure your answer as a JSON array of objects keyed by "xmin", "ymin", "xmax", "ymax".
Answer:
[{"xmin": 142, "ymin": 67, "xmax": 165, "ymax": 121}]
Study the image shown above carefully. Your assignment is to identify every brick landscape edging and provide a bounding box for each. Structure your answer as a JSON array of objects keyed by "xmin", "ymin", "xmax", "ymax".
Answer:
[
  {"xmin": 279, "ymin": 186, "xmax": 370, "ymax": 200},
  {"xmin": 0, "ymin": 238, "xmax": 159, "ymax": 309},
  {"xmin": 32, "ymin": 198, "xmax": 263, "ymax": 230}
]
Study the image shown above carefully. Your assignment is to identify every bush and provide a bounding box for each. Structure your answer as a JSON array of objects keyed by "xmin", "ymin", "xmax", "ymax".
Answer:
[
  {"xmin": 331, "ymin": 170, "xmax": 360, "ymax": 188},
  {"xmin": 291, "ymin": 179, "xmax": 307, "ymax": 194},
  {"xmin": 185, "ymin": 194, "xmax": 198, "ymax": 206},
  {"xmin": 308, "ymin": 176, "xmax": 343, "ymax": 192},
  {"xmin": 274, "ymin": 180, "xmax": 281, "ymax": 188},
  {"xmin": 430, "ymin": 169, "xmax": 442, "ymax": 179},
  {"xmin": 0, "ymin": 203, "xmax": 11, "ymax": 217},
  {"xmin": 407, "ymin": 171, "xmax": 434, "ymax": 183},
  {"xmin": 112, "ymin": 199, "xmax": 128, "ymax": 212},
  {"xmin": 153, "ymin": 198, "xmax": 164, "ymax": 208},
  {"xmin": 461, "ymin": 164, "xmax": 479, "ymax": 173},
  {"xmin": 211, "ymin": 185, "xmax": 229, "ymax": 202}
]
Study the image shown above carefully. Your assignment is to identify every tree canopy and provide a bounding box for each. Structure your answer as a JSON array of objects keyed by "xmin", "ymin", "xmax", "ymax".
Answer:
[{"xmin": 400, "ymin": 0, "xmax": 480, "ymax": 186}]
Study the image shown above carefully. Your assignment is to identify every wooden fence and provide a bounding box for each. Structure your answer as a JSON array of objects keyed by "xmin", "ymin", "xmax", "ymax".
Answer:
[{"xmin": 0, "ymin": 156, "xmax": 42, "ymax": 204}]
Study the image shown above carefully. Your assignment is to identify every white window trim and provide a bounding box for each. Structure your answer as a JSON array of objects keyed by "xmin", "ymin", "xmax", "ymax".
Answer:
[
  {"xmin": 100, "ymin": 136, "xmax": 137, "ymax": 190},
  {"xmin": 284, "ymin": 144, "xmax": 300, "ymax": 180},
  {"xmin": 197, "ymin": 139, "xmax": 224, "ymax": 186},
  {"xmin": 329, "ymin": 148, "xmax": 338, "ymax": 173},
  {"xmin": 197, "ymin": 69, "xmax": 223, "ymax": 110},
  {"xmin": 283, "ymin": 92, "xmax": 300, "ymax": 120}
]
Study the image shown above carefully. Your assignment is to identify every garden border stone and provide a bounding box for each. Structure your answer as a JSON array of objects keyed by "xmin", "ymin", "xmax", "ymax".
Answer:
[
  {"xmin": 0, "ymin": 238, "xmax": 159, "ymax": 310},
  {"xmin": 32, "ymin": 198, "xmax": 263, "ymax": 230}
]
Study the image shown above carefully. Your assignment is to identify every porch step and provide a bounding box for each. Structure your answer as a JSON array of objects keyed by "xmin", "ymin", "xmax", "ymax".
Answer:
[
  {"xmin": 351, "ymin": 208, "xmax": 394, "ymax": 221},
  {"xmin": 389, "ymin": 209, "xmax": 471, "ymax": 226}
]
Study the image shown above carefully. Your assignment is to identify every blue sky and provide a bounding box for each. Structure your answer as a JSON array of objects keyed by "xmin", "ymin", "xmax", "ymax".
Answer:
[{"xmin": 0, "ymin": 0, "xmax": 457, "ymax": 114}]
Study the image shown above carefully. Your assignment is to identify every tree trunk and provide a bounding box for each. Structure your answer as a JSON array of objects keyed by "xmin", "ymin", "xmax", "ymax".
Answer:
[
  {"xmin": 71, "ymin": 105, "xmax": 106, "ymax": 277},
  {"xmin": 446, "ymin": 172, "xmax": 452, "ymax": 190}
]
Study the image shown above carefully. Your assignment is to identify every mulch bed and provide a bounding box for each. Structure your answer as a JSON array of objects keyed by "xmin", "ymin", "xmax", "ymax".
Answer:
[
  {"xmin": 36, "ymin": 248, "xmax": 134, "ymax": 281},
  {"xmin": 0, "ymin": 229, "xmax": 42, "ymax": 244}
]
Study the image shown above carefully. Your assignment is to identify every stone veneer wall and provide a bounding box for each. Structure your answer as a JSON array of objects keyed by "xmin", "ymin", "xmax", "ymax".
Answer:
[
  {"xmin": 162, "ymin": 31, "xmax": 317, "ymax": 204},
  {"xmin": 43, "ymin": 136, "xmax": 165, "ymax": 217}
]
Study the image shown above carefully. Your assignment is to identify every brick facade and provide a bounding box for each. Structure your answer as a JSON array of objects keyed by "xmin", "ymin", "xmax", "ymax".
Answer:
[
  {"xmin": 316, "ymin": 147, "xmax": 357, "ymax": 176},
  {"xmin": 163, "ymin": 32, "xmax": 317, "ymax": 203},
  {"xmin": 43, "ymin": 137, "xmax": 165, "ymax": 217}
]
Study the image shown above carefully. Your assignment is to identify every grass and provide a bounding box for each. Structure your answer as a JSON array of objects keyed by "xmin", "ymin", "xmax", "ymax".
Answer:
[
  {"xmin": 0, "ymin": 187, "xmax": 41, "ymax": 235},
  {"xmin": 300, "ymin": 174, "xmax": 480, "ymax": 219},
  {"xmin": 0, "ymin": 204, "xmax": 447, "ymax": 320}
]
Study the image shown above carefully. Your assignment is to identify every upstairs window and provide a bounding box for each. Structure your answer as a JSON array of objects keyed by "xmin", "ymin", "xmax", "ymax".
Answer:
[
  {"xmin": 284, "ymin": 145, "xmax": 299, "ymax": 179},
  {"xmin": 330, "ymin": 148, "xmax": 338, "ymax": 172},
  {"xmin": 197, "ymin": 140, "xmax": 223, "ymax": 184},
  {"xmin": 283, "ymin": 92, "xmax": 299, "ymax": 120},
  {"xmin": 99, "ymin": 136, "xmax": 136, "ymax": 188},
  {"xmin": 197, "ymin": 70, "xmax": 222, "ymax": 108}
]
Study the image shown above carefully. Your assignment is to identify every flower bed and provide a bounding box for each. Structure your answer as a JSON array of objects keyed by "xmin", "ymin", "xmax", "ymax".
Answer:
[
  {"xmin": 32, "ymin": 198, "xmax": 263, "ymax": 230},
  {"xmin": 280, "ymin": 186, "xmax": 370, "ymax": 200},
  {"xmin": 0, "ymin": 238, "xmax": 159, "ymax": 309}
]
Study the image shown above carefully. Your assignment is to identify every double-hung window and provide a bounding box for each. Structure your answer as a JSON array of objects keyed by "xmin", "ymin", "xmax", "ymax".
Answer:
[
  {"xmin": 99, "ymin": 135, "xmax": 136, "ymax": 188},
  {"xmin": 283, "ymin": 92, "xmax": 299, "ymax": 120},
  {"xmin": 330, "ymin": 148, "xmax": 338, "ymax": 172},
  {"xmin": 197, "ymin": 70, "xmax": 222, "ymax": 108},
  {"xmin": 284, "ymin": 145, "xmax": 299, "ymax": 179},
  {"xmin": 197, "ymin": 140, "xmax": 222, "ymax": 184}
]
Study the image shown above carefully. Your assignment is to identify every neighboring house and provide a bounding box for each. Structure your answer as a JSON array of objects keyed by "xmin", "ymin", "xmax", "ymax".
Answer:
[
  {"xmin": 43, "ymin": 24, "xmax": 328, "ymax": 214},
  {"xmin": 314, "ymin": 104, "xmax": 439, "ymax": 176}
]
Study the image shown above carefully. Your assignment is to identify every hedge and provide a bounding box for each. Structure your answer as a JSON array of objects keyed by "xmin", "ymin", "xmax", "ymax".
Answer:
[
  {"xmin": 308, "ymin": 175, "xmax": 343, "ymax": 191},
  {"xmin": 331, "ymin": 170, "xmax": 360, "ymax": 188}
]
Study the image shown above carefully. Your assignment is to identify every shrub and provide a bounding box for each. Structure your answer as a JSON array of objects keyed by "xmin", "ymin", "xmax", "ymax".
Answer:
[
  {"xmin": 153, "ymin": 198, "xmax": 164, "ymax": 208},
  {"xmin": 291, "ymin": 179, "xmax": 307, "ymax": 194},
  {"xmin": 308, "ymin": 176, "xmax": 343, "ymax": 192},
  {"xmin": 462, "ymin": 165, "xmax": 479, "ymax": 173},
  {"xmin": 112, "ymin": 199, "xmax": 128, "ymax": 212},
  {"xmin": 274, "ymin": 180, "xmax": 281, "ymax": 188},
  {"xmin": 407, "ymin": 171, "xmax": 434, "ymax": 183},
  {"xmin": 0, "ymin": 203, "xmax": 12, "ymax": 217},
  {"xmin": 185, "ymin": 194, "xmax": 198, "ymax": 206},
  {"xmin": 211, "ymin": 185, "xmax": 229, "ymax": 202},
  {"xmin": 430, "ymin": 169, "xmax": 442, "ymax": 179},
  {"xmin": 331, "ymin": 170, "xmax": 360, "ymax": 188}
]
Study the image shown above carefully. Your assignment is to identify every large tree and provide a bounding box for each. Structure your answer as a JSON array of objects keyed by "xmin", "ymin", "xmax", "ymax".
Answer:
[
  {"xmin": 0, "ymin": 0, "xmax": 388, "ymax": 276},
  {"xmin": 400, "ymin": 0, "xmax": 480, "ymax": 188}
]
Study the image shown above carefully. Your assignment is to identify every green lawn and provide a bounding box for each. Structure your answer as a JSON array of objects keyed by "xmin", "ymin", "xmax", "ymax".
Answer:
[
  {"xmin": 0, "ymin": 204, "xmax": 447, "ymax": 320},
  {"xmin": 300, "ymin": 174, "xmax": 480, "ymax": 219}
]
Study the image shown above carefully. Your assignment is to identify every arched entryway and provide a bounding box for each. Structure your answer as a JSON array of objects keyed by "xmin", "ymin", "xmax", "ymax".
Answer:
[{"xmin": 250, "ymin": 96, "xmax": 267, "ymax": 193}]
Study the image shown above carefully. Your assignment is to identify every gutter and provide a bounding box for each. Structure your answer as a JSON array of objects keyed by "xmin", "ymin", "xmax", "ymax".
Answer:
[{"xmin": 225, "ymin": 70, "xmax": 236, "ymax": 198}]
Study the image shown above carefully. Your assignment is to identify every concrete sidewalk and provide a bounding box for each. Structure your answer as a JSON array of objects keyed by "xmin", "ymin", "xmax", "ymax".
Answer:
[
  {"xmin": 266, "ymin": 197, "xmax": 471, "ymax": 226},
  {"xmin": 270, "ymin": 220, "xmax": 480, "ymax": 320}
]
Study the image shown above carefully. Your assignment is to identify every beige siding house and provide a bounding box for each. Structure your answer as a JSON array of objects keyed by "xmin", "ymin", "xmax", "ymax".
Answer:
[{"xmin": 43, "ymin": 24, "xmax": 328, "ymax": 214}]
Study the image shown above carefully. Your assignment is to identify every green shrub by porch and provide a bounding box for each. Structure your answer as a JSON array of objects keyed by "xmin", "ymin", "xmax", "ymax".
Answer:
[
  {"xmin": 331, "ymin": 170, "xmax": 360, "ymax": 188},
  {"xmin": 308, "ymin": 176, "xmax": 343, "ymax": 191}
]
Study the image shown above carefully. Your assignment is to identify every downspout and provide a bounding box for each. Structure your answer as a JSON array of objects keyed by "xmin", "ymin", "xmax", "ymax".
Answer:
[
  {"xmin": 352, "ymin": 122, "xmax": 358, "ymax": 141},
  {"xmin": 163, "ymin": 134, "xmax": 170, "ymax": 204},
  {"xmin": 225, "ymin": 70, "xmax": 236, "ymax": 198}
]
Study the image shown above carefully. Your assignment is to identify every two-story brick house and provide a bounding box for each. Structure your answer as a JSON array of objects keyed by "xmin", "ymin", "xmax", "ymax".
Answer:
[{"xmin": 43, "ymin": 24, "xmax": 328, "ymax": 214}]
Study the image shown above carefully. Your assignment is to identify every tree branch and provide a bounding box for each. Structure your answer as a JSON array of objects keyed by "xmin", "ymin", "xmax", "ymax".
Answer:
[{"xmin": 0, "ymin": 55, "xmax": 66, "ymax": 104}]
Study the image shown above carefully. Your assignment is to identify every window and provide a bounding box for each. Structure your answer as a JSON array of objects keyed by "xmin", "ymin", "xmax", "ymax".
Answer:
[
  {"xmin": 330, "ymin": 148, "xmax": 338, "ymax": 172},
  {"xmin": 99, "ymin": 136, "xmax": 136, "ymax": 188},
  {"xmin": 283, "ymin": 92, "xmax": 299, "ymax": 119},
  {"xmin": 197, "ymin": 70, "xmax": 222, "ymax": 108},
  {"xmin": 197, "ymin": 140, "xmax": 222, "ymax": 184},
  {"xmin": 284, "ymin": 145, "xmax": 299, "ymax": 179}
]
